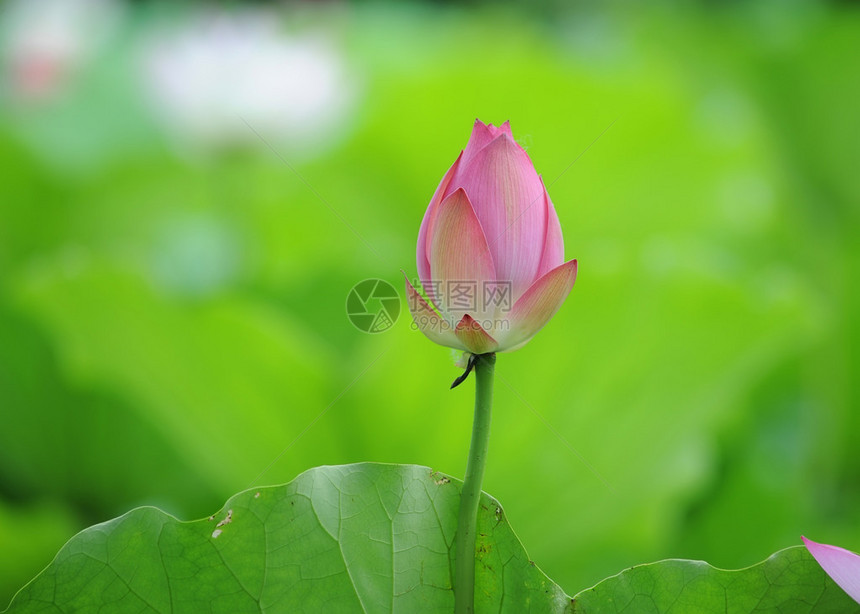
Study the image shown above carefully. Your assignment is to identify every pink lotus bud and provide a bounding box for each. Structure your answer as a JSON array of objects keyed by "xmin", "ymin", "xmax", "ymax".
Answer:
[
  {"xmin": 803, "ymin": 536, "xmax": 860, "ymax": 604},
  {"xmin": 406, "ymin": 119, "xmax": 577, "ymax": 354}
]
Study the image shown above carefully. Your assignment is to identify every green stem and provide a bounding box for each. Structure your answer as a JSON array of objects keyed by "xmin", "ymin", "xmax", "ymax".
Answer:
[{"xmin": 455, "ymin": 353, "xmax": 496, "ymax": 614}]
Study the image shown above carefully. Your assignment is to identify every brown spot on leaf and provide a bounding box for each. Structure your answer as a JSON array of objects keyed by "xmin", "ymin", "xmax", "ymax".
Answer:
[
  {"xmin": 430, "ymin": 470, "xmax": 451, "ymax": 485},
  {"xmin": 215, "ymin": 509, "xmax": 233, "ymax": 529}
]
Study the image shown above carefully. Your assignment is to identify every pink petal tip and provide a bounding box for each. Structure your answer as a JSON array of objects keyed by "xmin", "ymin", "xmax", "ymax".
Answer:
[{"xmin": 803, "ymin": 536, "xmax": 860, "ymax": 604}]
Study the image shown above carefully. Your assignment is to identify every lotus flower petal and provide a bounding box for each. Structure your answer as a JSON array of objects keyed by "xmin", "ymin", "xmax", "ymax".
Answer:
[
  {"xmin": 455, "ymin": 314, "xmax": 499, "ymax": 354},
  {"xmin": 500, "ymin": 259, "xmax": 578, "ymax": 351},
  {"xmin": 803, "ymin": 536, "xmax": 860, "ymax": 604},
  {"xmin": 428, "ymin": 188, "xmax": 497, "ymax": 323},
  {"xmin": 403, "ymin": 274, "xmax": 463, "ymax": 350},
  {"xmin": 536, "ymin": 185, "xmax": 565, "ymax": 279},
  {"xmin": 461, "ymin": 119, "xmax": 513, "ymax": 168},
  {"xmin": 452, "ymin": 133, "xmax": 546, "ymax": 300},
  {"xmin": 417, "ymin": 152, "xmax": 462, "ymax": 305}
]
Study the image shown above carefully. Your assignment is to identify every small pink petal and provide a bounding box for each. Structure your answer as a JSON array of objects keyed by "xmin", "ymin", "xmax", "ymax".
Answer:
[
  {"xmin": 485, "ymin": 120, "xmax": 513, "ymax": 140},
  {"xmin": 454, "ymin": 314, "xmax": 499, "ymax": 354},
  {"xmin": 451, "ymin": 134, "xmax": 546, "ymax": 300},
  {"xmin": 417, "ymin": 152, "xmax": 462, "ymax": 306},
  {"xmin": 404, "ymin": 274, "xmax": 464, "ymax": 350},
  {"xmin": 535, "ymin": 183, "xmax": 565, "ymax": 279},
  {"xmin": 500, "ymin": 259, "xmax": 578, "ymax": 351},
  {"xmin": 461, "ymin": 119, "xmax": 497, "ymax": 168},
  {"xmin": 429, "ymin": 188, "xmax": 497, "ymax": 322},
  {"xmin": 803, "ymin": 536, "xmax": 860, "ymax": 604},
  {"xmin": 462, "ymin": 120, "xmax": 516, "ymax": 166}
]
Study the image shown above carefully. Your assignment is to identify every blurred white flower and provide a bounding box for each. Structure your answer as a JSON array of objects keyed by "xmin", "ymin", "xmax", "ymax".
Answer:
[
  {"xmin": 140, "ymin": 10, "xmax": 358, "ymax": 156},
  {"xmin": 1, "ymin": 0, "xmax": 121, "ymax": 102}
]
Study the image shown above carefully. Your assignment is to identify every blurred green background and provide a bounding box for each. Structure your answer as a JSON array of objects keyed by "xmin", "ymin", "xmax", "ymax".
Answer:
[{"xmin": 1, "ymin": 0, "xmax": 859, "ymax": 606}]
